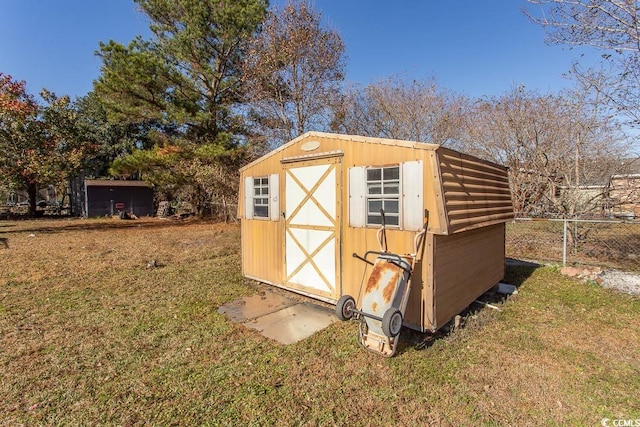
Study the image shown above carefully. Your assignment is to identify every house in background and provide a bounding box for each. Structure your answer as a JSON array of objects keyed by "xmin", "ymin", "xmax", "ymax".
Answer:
[
  {"xmin": 1, "ymin": 178, "xmax": 155, "ymax": 217},
  {"xmin": 557, "ymin": 184, "xmax": 609, "ymax": 217},
  {"xmin": 609, "ymin": 172, "xmax": 640, "ymax": 219},
  {"xmin": 518, "ymin": 157, "xmax": 640, "ymax": 219},
  {"xmin": 80, "ymin": 180, "xmax": 154, "ymax": 217}
]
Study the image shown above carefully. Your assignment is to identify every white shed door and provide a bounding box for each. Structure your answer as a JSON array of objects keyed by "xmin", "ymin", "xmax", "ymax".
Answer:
[{"xmin": 284, "ymin": 157, "xmax": 341, "ymax": 300}]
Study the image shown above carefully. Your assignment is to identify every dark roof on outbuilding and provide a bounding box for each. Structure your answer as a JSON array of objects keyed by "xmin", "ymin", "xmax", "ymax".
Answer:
[{"xmin": 84, "ymin": 180, "xmax": 151, "ymax": 188}]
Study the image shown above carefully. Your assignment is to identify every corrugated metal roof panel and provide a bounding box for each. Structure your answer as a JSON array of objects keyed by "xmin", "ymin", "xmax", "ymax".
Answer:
[
  {"xmin": 84, "ymin": 180, "xmax": 151, "ymax": 188},
  {"xmin": 437, "ymin": 148, "xmax": 514, "ymax": 234}
]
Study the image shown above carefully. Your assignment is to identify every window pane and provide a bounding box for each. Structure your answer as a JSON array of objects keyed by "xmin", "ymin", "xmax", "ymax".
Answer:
[
  {"xmin": 261, "ymin": 177, "xmax": 269, "ymax": 185},
  {"xmin": 367, "ymin": 184, "xmax": 381, "ymax": 195},
  {"xmin": 367, "ymin": 168, "xmax": 381, "ymax": 181},
  {"xmin": 383, "ymin": 167, "xmax": 400, "ymax": 180},
  {"xmin": 254, "ymin": 206, "xmax": 268, "ymax": 217},
  {"xmin": 364, "ymin": 164, "xmax": 401, "ymax": 227},
  {"xmin": 384, "ymin": 200, "xmax": 399, "ymax": 214},
  {"xmin": 254, "ymin": 188, "xmax": 261, "ymax": 196},
  {"xmin": 367, "ymin": 215, "xmax": 382, "ymax": 225},
  {"xmin": 254, "ymin": 178, "xmax": 261, "ymax": 186},
  {"xmin": 385, "ymin": 215, "xmax": 399, "ymax": 226},
  {"xmin": 383, "ymin": 183, "xmax": 399, "ymax": 195},
  {"xmin": 261, "ymin": 187, "xmax": 269, "ymax": 195},
  {"xmin": 368, "ymin": 200, "xmax": 382, "ymax": 213}
]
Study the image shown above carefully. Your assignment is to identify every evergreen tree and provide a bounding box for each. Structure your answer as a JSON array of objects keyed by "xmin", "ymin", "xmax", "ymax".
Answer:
[{"xmin": 94, "ymin": 0, "xmax": 268, "ymax": 213}]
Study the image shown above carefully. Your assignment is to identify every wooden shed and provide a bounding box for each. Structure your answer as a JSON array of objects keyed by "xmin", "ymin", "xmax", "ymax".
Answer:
[
  {"xmin": 238, "ymin": 132, "xmax": 514, "ymax": 332},
  {"xmin": 84, "ymin": 180, "xmax": 154, "ymax": 217}
]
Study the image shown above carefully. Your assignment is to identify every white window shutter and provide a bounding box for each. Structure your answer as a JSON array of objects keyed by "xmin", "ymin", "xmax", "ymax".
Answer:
[
  {"xmin": 402, "ymin": 160, "xmax": 424, "ymax": 231},
  {"xmin": 269, "ymin": 173, "xmax": 279, "ymax": 221},
  {"xmin": 244, "ymin": 176, "xmax": 254, "ymax": 220},
  {"xmin": 348, "ymin": 166, "xmax": 366, "ymax": 227}
]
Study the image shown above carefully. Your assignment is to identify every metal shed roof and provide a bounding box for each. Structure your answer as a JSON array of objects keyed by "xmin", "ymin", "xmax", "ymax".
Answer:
[{"xmin": 84, "ymin": 180, "xmax": 152, "ymax": 188}]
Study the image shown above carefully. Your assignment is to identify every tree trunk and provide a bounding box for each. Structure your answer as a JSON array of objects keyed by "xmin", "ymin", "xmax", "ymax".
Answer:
[{"xmin": 26, "ymin": 181, "xmax": 38, "ymax": 217}]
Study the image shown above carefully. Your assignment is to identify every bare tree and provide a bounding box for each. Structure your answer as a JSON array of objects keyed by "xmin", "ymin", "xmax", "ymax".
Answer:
[
  {"xmin": 557, "ymin": 67, "xmax": 629, "ymax": 217},
  {"xmin": 460, "ymin": 85, "xmax": 628, "ymax": 217},
  {"xmin": 243, "ymin": 0, "xmax": 345, "ymax": 148},
  {"xmin": 331, "ymin": 76, "xmax": 467, "ymax": 145},
  {"xmin": 460, "ymin": 87, "xmax": 567, "ymax": 215},
  {"xmin": 525, "ymin": 0, "xmax": 640, "ymax": 124}
]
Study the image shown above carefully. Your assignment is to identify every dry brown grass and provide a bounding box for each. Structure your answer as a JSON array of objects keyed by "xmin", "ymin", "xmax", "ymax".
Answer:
[{"xmin": 1, "ymin": 218, "xmax": 639, "ymax": 426}]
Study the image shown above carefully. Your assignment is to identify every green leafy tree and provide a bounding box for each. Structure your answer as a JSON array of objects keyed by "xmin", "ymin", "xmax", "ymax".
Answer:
[{"xmin": 0, "ymin": 73, "xmax": 91, "ymax": 215}]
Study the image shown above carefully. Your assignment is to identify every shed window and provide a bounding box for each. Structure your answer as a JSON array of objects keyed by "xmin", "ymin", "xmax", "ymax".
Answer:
[
  {"xmin": 253, "ymin": 177, "xmax": 269, "ymax": 218},
  {"xmin": 366, "ymin": 166, "xmax": 400, "ymax": 226}
]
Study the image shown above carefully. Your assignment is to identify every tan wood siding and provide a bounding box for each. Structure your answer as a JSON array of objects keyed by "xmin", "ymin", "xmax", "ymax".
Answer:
[
  {"xmin": 437, "ymin": 148, "xmax": 514, "ymax": 234},
  {"xmin": 424, "ymin": 233, "xmax": 436, "ymax": 330},
  {"xmin": 432, "ymin": 223, "xmax": 506, "ymax": 328},
  {"xmin": 240, "ymin": 133, "xmax": 445, "ymax": 232},
  {"xmin": 239, "ymin": 131, "xmax": 440, "ymax": 173},
  {"xmin": 241, "ymin": 219, "xmax": 284, "ymax": 284},
  {"xmin": 340, "ymin": 227, "xmax": 427, "ymax": 329}
]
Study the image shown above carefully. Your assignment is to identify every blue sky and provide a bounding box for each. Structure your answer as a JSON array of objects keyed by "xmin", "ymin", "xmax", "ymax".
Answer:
[{"xmin": 0, "ymin": 0, "xmax": 596, "ymax": 100}]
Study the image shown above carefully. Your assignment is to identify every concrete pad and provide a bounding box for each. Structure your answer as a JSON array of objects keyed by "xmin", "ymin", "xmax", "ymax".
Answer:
[
  {"xmin": 243, "ymin": 302, "xmax": 337, "ymax": 345},
  {"xmin": 218, "ymin": 290, "xmax": 338, "ymax": 344},
  {"xmin": 217, "ymin": 291, "xmax": 296, "ymax": 323}
]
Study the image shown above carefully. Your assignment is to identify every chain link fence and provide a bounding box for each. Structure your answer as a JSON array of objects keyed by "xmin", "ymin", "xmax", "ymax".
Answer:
[
  {"xmin": 164, "ymin": 202, "xmax": 640, "ymax": 272},
  {"xmin": 507, "ymin": 218, "xmax": 640, "ymax": 272}
]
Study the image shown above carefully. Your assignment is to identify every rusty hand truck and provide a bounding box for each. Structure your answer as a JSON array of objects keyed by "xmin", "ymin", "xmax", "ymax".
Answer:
[{"xmin": 335, "ymin": 210, "xmax": 427, "ymax": 357}]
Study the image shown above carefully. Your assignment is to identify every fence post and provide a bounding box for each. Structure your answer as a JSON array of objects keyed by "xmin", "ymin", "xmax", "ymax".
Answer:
[{"xmin": 562, "ymin": 219, "xmax": 567, "ymax": 266}]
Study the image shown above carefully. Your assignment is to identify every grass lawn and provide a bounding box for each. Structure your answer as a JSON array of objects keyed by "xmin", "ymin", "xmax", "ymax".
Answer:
[{"xmin": 1, "ymin": 218, "xmax": 639, "ymax": 426}]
